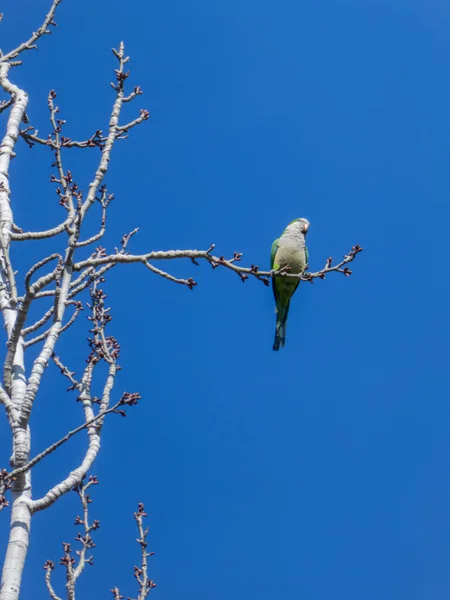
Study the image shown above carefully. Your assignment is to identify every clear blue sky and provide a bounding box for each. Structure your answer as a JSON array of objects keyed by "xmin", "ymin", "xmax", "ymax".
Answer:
[{"xmin": 1, "ymin": 0, "xmax": 450, "ymax": 598}]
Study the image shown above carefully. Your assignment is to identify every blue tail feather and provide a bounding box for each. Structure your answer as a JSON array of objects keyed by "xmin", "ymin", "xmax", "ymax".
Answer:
[{"xmin": 273, "ymin": 303, "xmax": 290, "ymax": 351}]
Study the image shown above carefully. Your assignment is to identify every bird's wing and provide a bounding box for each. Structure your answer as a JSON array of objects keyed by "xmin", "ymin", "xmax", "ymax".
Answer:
[
  {"xmin": 270, "ymin": 238, "xmax": 280, "ymax": 302},
  {"xmin": 270, "ymin": 238, "xmax": 279, "ymax": 270},
  {"xmin": 305, "ymin": 244, "xmax": 309, "ymax": 268}
]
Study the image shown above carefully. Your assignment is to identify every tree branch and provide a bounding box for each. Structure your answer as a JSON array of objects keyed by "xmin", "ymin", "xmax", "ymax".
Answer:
[
  {"xmin": 75, "ymin": 185, "xmax": 112, "ymax": 248},
  {"xmin": 43, "ymin": 476, "xmax": 99, "ymax": 600},
  {"xmin": 52, "ymin": 354, "xmax": 80, "ymax": 391},
  {"xmin": 111, "ymin": 503, "xmax": 156, "ymax": 600},
  {"xmin": 10, "ymin": 214, "xmax": 74, "ymax": 241},
  {"xmin": 80, "ymin": 43, "xmax": 148, "ymax": 220},
  {"xmin": 0, "ymin": 0, "xmax": 62, "ymax": 63},
  {"xmin": 74, "ymin": 243, "xmax": 364, "ymax": 287},
  {"xmin": 4, "ymin": 258, "xmax": 61, "ymax": 394},
  {"xmin": 6, "ymin": 394, "xmax": 136, "ymax": 483},
  {"xmin": 23, "ymin": 301, "xmax": 83, "ymax": 348},
  {"xmin": 0, "ymin": 98, "xmax": 13, "ymax": 114},
  {"xmin": 22, "ymin": 306, "xmax": 55, "ymax": 336},
  {"xmin": 43, "ymin": 561, "xmax": 62, "ymax": 600},
  {"xmin": 29, "ymin": 286, "xmax": 138, "ymax": 513}
]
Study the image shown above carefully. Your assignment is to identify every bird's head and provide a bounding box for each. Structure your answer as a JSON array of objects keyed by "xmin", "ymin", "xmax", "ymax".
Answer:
[{"xmin": 289, "ymin": 217, "xmax": 310, "ymax": 234}]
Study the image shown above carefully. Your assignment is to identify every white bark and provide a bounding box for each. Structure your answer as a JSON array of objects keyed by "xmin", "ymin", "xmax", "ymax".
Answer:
[
  {"xmin": 0, "ymin": 21, "xmax": 142, "ymax": 599},
  {"xmin": 0, "ymin": 63, "xmax": 32, "ymax": 600},
  {"xmin": 0, "ymin": 478, "xmax": 32, "ymax": 600}
]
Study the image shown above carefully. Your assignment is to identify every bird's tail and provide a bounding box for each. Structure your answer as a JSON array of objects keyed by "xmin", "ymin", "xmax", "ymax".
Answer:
[{"xmin": 273, "ymin": 303, "xmax": 290, "ymax": 351}]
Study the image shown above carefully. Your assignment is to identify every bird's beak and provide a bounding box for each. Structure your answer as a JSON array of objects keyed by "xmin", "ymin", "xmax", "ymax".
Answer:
[{"xmin": 303, "ymin": 222, "xmax": 310, "ymax": 233}]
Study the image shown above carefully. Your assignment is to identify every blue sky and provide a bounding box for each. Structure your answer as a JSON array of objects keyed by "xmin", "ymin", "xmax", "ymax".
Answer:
[{"xmin": 1, "ymin": 0, "xmax": 450, "ymax": 598}]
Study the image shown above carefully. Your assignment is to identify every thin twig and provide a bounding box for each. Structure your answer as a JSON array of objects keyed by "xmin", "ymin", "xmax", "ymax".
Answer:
[
  {"xmin": 143, "ymin": 260, "xmax": 196, "ymax": 289},
  {"xmin": 43, "ymin": 562, "xmax": 62, "ymax": 600},
  {"xmin": 22, "ymin": 306, "xmax": 55, "ymax": 336},
  {"xmin": 52, "ymin": 354, "xmax": 80, "ymax": 391},
  {"xmin": 72, "ymin": 478, "xmax": 100, "ymax": 581},
  {"xmin": 6, "ymin": 395, "xmax": 130, "ymax": 482},
  {"xmin": 24, "ymin": 301, "xmax": 83, "ymax": 347},
  {"xmin": 111, "ymin": 503, "xmax": 156, "ymax": 600},
  {"xmin": 0, "ymin": 98, "xmax": 13, "ymax": 113},
  {"xmin": 47, "ymin": 90, "xmax": 75, "ymax": 212},
  {"xmin": 0, "ymin": 0, "xmax": 62, "ymax": 63}
]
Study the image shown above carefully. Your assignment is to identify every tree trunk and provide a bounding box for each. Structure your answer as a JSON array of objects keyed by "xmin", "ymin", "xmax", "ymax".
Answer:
[{"xmin": 0, "ymin": 474, "xmax": 32, "ymax": 600}]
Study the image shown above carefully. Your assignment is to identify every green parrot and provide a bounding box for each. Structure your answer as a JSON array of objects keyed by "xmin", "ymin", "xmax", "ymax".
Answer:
[{"xmin": 271, "ymin": 218, "xmax": 310, "ymax": 351}]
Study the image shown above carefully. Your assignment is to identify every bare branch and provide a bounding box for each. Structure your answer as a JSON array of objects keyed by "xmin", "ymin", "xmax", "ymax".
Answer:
[
  {"xmin": 67, "ymin": 229, "xmax": 138, "ymax": 300},
  {"xmin": 47, "ymin": 90, "xmax": 75, "ymax": 212},
  {"xmin": 28, "ymin": 393, "xmax": 140, "ymax": 513},
  {"xmin": 18, "ymin": 129, "xmax": 51, "ymax": 148},
  {"xmin": 19, "ymin": 265, "xmax": 71, "ymax": 424},
  {"xmin": 6, "ymin": 393, "xmax": 138, "ymax": 483},
  {"xmin": 134, "ymin": 503, "xmax": 156, "ymax": 600},
  {"xmin": 143, "ymin": 260, "xmax": 197, "ymax": 289},
  {"xmin": 72, "ymin": 477, "xmax": 100, "ymax": 582},
  {"xmin": 16, "ymin": 45, "xmax": 148, "ymax": 423},
  {"xmin": 0, "ymin": 222, "xmax": 17, "ymax": 301},
  {"xmin": 24, "ymin": 301, "xmax": 83, "ymax": 348},
  {"xmin": 42, "ymin": 477, "xmax": 99, "ymax": 600},
  {"xmin": 80, "ymin": 43, "xmax": 148, "ymax": 219},
  {"xmin": 43, "ymin": 477, "xmax": 102, "ymax": 599},
  {"xmin": 73, "ymin": 243, "xmax": 363, "ymax": 286},
  {"xmin": 116, "ymin": 108, "xmax": 149, "ymax": 135},
  {"xmin": 110, "ymin": 588, "xmax": 123, "ymax": 600},
  {"xmin": 0, "ymin": 117, "xmax": 21, "ymax": 343},
  {"xmin": 0, "ymin": 0, "xmax": 61, "ymax": 63},
  {"xmin": 43, "ymin": 561, "xmax": 61, "ymax": 600},
  {"xmin": 52, "ymin": 354, "xmax": 80, "ymax": 391},
  {"xmin": 68, "ymin": 263, "xmax": 115, "ymax": 299},
  {"xmin": 22, "ymin": 306, "xmax": 55, "ymax": 336},
  {"xmin": 4, "ymin": 258, "xmax": 61, "ymax": 393},
  {"xmin": 112, "ymin": 503, "xmax": 156, "ymax": 600},
  {"xmin": 20, "ymin": 128, "xmax": 105, "ymax": 150},
  {"xmin": 123, "ymin": 85, "xmax": 143, "ymax": 103},
  {"xmin": 29, "ymin": 361, "xmax": 97, "ymax": 513},
  {"xmin": 0, "ymin": 98, "xmax": 13, "ymax": 113},
  {"xmin": 29, "ymin": 287, "xmax": 131, "ymax": 513},
  {"xmin": 75, "ymin": 185, "xmax": 112, "ymax": 248},
  {"xmin": 24, "ymin": 254, "xmax": 61, "ymax": 290},
  {"xmin": 10, "ymin": 214, "xmax": 74, "ymax": 241}
]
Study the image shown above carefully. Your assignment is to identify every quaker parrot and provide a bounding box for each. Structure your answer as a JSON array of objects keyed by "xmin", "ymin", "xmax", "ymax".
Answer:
[{"xmin": 271, "ymin": 218, "xmax": 310, "ymax": 351}]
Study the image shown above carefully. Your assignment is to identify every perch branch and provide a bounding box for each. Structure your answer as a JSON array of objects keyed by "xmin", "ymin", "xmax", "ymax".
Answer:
[{"xmin": 74, "ymin": 244, "xmax": 363, "ymax": 287}]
